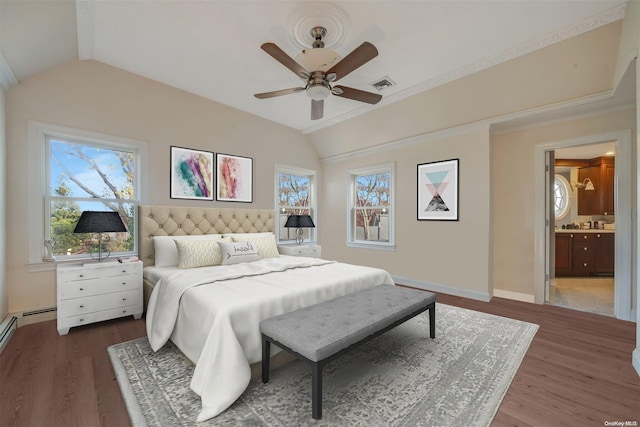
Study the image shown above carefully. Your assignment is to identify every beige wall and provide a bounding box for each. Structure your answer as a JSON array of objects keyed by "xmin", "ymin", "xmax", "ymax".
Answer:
[
  {"xmin": 0, "ymin": 85, "xmax": 7, "ymax": 320},
  {"xmin": 320, "ymin": 127, "xmax": 492, "ymax": 300},
  {"xmin": 492, "ymin": 108, "xmax": 636, "ymax": 296},
  {"xmin": 6, "ymin": 60, "xmax": 320, "ymax": 313},
  {"xmin": 308, "ymin": 21, "xmax": 622, "ymax": 160}
]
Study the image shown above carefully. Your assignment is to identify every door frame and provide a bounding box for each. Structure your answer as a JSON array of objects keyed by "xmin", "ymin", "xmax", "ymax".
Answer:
[{"xmin": 534, "ymin": 129, "xmax": 633, "ymax": 321}]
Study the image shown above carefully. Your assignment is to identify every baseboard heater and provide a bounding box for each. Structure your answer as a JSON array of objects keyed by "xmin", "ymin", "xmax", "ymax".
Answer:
[
  {"xmin": 0, "ymin": 315, "xmax": 18, "ymax": 353},
  {"xmin": 22, "ymin": 307, "xmax": 57, "ymax": 317}
]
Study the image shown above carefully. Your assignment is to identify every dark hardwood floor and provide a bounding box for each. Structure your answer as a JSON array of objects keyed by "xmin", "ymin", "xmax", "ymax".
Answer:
[{"xmin": 1, "ymin": 293, "xmax": 638, "ymax": 427}]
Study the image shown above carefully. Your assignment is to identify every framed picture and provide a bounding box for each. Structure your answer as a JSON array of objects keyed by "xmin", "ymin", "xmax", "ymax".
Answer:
[
  {"xmin": 170, "ymin": 146, "xmax": 214, "ymax": 200},
  {"xmin": 417, "ymin": 158, "xmax": 459, "ymax": 221},
  {"xmin": 216, "ymin": 153, "xmax": 253, "ymax": 203}
]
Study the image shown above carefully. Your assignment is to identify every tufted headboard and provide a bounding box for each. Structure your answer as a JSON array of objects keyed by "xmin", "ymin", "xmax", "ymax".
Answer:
[{"xmin": 138, "ymin": 205, "xmax": 276, "ymax": 267}]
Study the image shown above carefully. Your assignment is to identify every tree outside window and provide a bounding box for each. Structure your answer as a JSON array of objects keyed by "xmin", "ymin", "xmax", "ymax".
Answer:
[
  {"xmin": 47, "ymin": 138, "xmax": 137, "ymax": 258},
  {"xmin": 348, "ymin": 163, "xmax": 394, "ymax": 249},
  {"xmin": 277, "ymin": 168, "xmax": 316, "ymax": 243}
]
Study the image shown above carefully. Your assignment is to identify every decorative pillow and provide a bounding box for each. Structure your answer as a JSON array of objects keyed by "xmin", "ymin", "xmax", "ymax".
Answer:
[
  {"xmin": 174, "ymin": 237, "xmax": 232, "ymax": 269},
  {"xmin": 231, "ymin": 234, "xmax": 279, "ymax": 258},
  {"xmin": 153, "ymin": 234, "xmax": 223, "ymax": 267},
  {"xmin": 218, "ymin": 241, "xmax": 261, "ymax": 265}
]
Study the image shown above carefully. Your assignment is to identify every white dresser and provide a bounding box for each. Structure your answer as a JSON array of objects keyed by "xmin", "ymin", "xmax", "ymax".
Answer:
[
  {"xmin": 277, "ymin": 244, "xmax": 322, "ymax": 258},
  {"xmin": 57, "ymin": 261, "xmax": 143, "ymax": 335}
]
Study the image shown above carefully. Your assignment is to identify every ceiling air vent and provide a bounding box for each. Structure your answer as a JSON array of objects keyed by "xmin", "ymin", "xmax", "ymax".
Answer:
[{"xmin": 370, "ymin": 76, "xmax": 396, "ymax": 92}]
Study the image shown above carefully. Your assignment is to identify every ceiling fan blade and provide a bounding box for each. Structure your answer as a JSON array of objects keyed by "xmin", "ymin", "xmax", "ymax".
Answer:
[
  {"xmin": 311, "ymin": 99, "xmax": 324, "ymax": 120},
  {"xmin": 332, "ymin": 85, "xmax": 382, "ymax": 104},
  {"xmin": 254, "ymin": 87, "xmax": 305, "ymax": 99},
  {"xmin": 327, "ymin": 42, "xmax": 378, "ymax": 81},
  {"xmin": 261, "ymin": 43, "xmax": 309, "ymax": 80}
]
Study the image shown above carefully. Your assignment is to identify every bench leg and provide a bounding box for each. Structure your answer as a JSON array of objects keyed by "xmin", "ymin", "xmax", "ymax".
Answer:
[
  {"xmin": 312, "ymin": 362, "xmax": 322, "ymax": 420},
  {"xmin": 429, "ymin": 303, "xmax": 436, "ymax": 338},
  {"xmin": 262, "ymin": 336, "xmax": 270, "ymax": 383}
]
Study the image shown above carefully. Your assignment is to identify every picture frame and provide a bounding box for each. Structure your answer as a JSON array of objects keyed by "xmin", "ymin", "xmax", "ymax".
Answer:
[
  {"xmin": 216, "ymin": 153, "xmax": 253, "ymax": 203},
  {"xmin": 417, "ymin": 158, "xmax": 459, "ymax": 221},
  {"xmin": 170, "ymin": 146, "xmax": 214, "ymax": 200}
]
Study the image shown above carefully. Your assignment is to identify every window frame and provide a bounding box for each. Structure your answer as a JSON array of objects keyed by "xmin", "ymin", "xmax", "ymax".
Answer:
[
  {"xmin": 275, "ymin": 164, "xmax": 317, "ymax": 245},
  {"xmin": 553, "ymin": 173, "xmax": 572, "ymax": 220},
  {"xmin": 347, "ymin": 162, "xmax": 395, "ymax": 250},
  {"xmin": 27, "ymin": 121, "xmax": 148, "ymax": 270}
]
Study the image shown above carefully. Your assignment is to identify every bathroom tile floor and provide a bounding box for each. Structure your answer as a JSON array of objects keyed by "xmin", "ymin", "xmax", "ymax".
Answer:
[{"xmin": 548, "ymin": 277, "xmax": 614, "ymax": 316}]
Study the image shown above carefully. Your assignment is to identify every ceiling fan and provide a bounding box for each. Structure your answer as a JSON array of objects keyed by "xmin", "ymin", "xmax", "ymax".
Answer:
[{"xmin": 254, "ymin": 26, "xmax": 382, "ymax": 120}]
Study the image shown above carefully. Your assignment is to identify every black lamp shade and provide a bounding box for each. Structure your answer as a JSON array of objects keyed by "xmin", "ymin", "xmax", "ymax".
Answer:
[
  {"xmin": 73, "ymin": 211, "xmax": 127, "ymax": 233},
  {"xmin": 284, "ymin": 214, "xmax": 315, "ymax": 228}
]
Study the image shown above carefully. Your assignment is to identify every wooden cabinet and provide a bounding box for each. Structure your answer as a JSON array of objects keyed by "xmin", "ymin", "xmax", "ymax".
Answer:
[
  {"xmin": 555, "ymin": 232, "xmax": 614, "ymax": 277},
  {"xmin": 57, "ymin": 261, "xmax": 143, "ymax": 335},
  {"xmin": 577, "ymin": 157, "xmax": 614, "ymax": 215},
  {"xmin": 595, "ymin": 233, "xmax": 615, "ymax": 274},
  {"xmin": 554, "ymin": 233, "xmax": 572, "ymax": 276}
]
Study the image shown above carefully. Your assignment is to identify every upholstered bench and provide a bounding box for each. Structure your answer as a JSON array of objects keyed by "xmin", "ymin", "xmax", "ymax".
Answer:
[{"xmin": 260, "ymin": 284, "xmax": 436, "ymax": 420}]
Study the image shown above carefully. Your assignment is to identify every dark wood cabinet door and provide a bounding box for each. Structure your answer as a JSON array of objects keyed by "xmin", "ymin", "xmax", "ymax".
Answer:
[
  {"xmin": 571, "ymin": 233, "xmax": 595, "ymax": 276},
  {"xmin": 601, "ymin": 163, "xmax": 615, "ymax": 215},
  {"xmin": 555, "ymin": 233, "xmax": 572, "ymax": 276},
  {"xmin": 595, "ymin": 233, "xmax": 615, "ymax": 275},
  {"xmin": 577, "ymin": 166, "xmax": 600, "ymax": 215}
]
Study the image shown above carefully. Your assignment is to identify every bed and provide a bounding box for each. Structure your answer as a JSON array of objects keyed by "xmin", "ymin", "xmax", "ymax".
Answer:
[{"xmin": 138, "ymin": 205, "xmax": 395, "ymax": 422}]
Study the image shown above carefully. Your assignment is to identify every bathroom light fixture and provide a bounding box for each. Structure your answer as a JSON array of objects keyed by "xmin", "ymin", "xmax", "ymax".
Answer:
[{"xmin": 573, "ymin": 178, "xmax": 595, "ymax": 191}]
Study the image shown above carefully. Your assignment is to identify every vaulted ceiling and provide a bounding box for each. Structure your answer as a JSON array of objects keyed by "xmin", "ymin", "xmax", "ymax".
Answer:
[{"xmin": 0, "ymin": 0, "xmax": 630, "ymax": 134}]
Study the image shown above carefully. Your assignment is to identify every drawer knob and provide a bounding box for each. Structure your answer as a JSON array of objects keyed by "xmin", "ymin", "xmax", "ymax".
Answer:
[
  {"xmin": 79, "ymin": 274, "xmax": 84, "ymax": 278},
  {"xmin": 583, "ymin": 235, "xmax": 588, "ymax": 239},
  {"xmin": 122, "ymin": 282, "xmax": 126, "ymax": 285},
  {"xmin": 79, "ymin": 305, "xmax": 84, "ymax": 308},
  {"xmin": 79, "ymin": 318, "xmax": 84, "ymax": 322},
  {"xmin": 122, "ymin": 270, "xmax": 126, "ymax": 273},
  {"xmin": 584, "ymin": 247, "xmax": 588, "ymax": 251},
  {"xmin": 122, "ymin": 298, "xmax": 126, "ymax": 301},
  {"xmin": 584, "ymin": 263, "xmax": 587, "ymax": 267},
  {"xmin": 79, "ymin": 288, "xmax": 84, "ymax": 291},
  {"xmin": 122, "ymin": 310, "xmax": 127, "ymax": 314}
]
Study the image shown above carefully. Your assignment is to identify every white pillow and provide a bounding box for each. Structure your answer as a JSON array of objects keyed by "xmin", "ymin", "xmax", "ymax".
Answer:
[
  {"xmin": 153, "ymin": 234, "xmax": 223, "ymax": 267},
  {"xmin": 174, "ymin": 237, "xmax": 232, "ymax": 269},
  {"xmin": 218, "ymin": 241, "xmax": 261, "ymax": 265},
  {"xmin": 231, "ymin": 234, "xmax": 279, "ymax": 258}
]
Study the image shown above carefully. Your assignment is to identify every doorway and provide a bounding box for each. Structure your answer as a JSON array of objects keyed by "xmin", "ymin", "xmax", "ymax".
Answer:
[
  {"xmin": 534, "ymin": 129, "xmax": 633, "ymax": 321},
  {"xmin": 548, "ymin": 142, "xmax": 616, "ymax": 316}
]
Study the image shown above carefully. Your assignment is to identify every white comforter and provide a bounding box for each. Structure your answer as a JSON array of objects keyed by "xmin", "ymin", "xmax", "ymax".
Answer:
[{"xmin": 145, "ymin": 256, "xmax": 394, "ymax": 422}]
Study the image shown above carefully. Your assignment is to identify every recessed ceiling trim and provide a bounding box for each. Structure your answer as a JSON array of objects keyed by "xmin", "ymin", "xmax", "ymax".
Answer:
[
  {"xmin": 302, "ymin": 3, "xmax": 627, "ymax": 135},
  {"xmin": 0, "ymin": 52, "xmax": 18, "ymax": 89},
  {"xmin": 288, "ymin": 2, "xmax": 349, "ymax": 50},
  {"xmin": 76, "ymin": 0, "xmax": 95, "ymax": 60}
]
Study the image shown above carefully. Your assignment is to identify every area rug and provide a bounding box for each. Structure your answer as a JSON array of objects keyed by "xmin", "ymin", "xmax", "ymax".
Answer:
[{"xmin": 108, "ymin": 303, "xmax": 538, "ymax": 427}]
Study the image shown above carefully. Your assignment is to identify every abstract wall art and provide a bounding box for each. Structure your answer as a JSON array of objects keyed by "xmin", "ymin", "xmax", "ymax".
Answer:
[
  {"xmin": 170, "ymin": 146, "xmax": 214, "ymax": 200},
  {"xmin": 216, "ymin": 153, "xmax": 253, "ymax": 203},
  {"xmin": 417, "ymin": 159, "xmax": 459, "ymax": 221}
]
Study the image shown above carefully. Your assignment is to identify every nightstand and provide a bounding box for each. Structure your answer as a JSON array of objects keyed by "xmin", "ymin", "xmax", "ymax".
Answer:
[
  {"xmin": 57, "ymin": 260, "xmax": 143, "ymax": 335},
  {"xmin": 277, "ymin": 244, "xmax": 322, "ymax": 258}
]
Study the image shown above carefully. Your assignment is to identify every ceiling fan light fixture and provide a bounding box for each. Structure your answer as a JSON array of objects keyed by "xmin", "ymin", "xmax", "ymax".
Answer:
[
  {"xmin": 295, "ymin": 48, "xmax": 341, "ymax": 72},
  {"xmin": 307, "ymin": 83, "xmax": 331, "ymax": 100}
]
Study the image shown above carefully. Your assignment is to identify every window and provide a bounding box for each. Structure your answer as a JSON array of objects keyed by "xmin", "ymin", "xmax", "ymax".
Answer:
[
  {"xmin": 348, "ymin": 163, "xmax": 395, "ymax": 250},
  {"xmin": 276, "ymin": 165, "xmax": 316, "ymax": 244},
  {"xmin": 554, "ymin": 174, "xmax": 571, "ymax": 220},
  {"xmin": 28, "ymin": 122, "xmax": 147, "ymax": 267}
]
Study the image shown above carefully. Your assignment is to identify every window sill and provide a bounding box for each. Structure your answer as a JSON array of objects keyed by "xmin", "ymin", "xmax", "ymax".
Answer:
[{"xmin": 346, "ymin": 242, "xmax": 396, "ymax": 251}]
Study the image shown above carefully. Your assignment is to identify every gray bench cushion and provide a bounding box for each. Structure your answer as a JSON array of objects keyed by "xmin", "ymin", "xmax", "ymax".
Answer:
[{"xmin": 260, "ymin": 284, "xmax": 436, "ymax": 362}]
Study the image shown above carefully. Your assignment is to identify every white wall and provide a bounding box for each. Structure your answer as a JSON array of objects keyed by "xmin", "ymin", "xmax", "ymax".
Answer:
[{"xmin": 5, "ymin": 59, "xmax": 321, "ymax": 314}]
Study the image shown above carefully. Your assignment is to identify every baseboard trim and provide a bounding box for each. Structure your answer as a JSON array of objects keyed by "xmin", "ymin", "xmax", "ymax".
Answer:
[
  {"xmin": 392, "ymin": 275, "xmax": 491, "ymax": 302},
  {"xmin": 493, "ymin": 289, "xmax": 536, "ymax": 303},
  {"xmin": 0, "ymin": 315, "xmax": 18, "ymax": 353},
  {"xmin": 633, "ymin": 348, "xmax": 640, "ymax": 377}
]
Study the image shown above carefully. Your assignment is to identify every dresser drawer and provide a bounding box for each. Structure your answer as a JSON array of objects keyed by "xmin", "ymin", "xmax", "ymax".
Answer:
[
  {"xmin": 60, "ymin": 275, "xmax": 140, "ymax": 299},
  {"xmin": 61, "ymin": 304, "xmax": 141, "ymax": 330},
  {"xmin": 60, "ymin": 289, "xmax": 142, "ymax": 316},
  {"xmin": 278, "ymin": 244, "xmax": 321, "ymax": 258}
]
